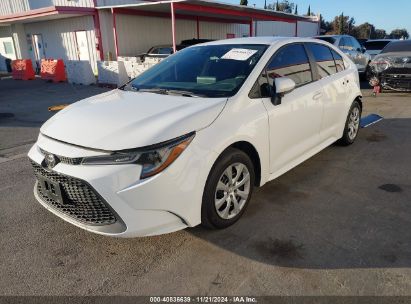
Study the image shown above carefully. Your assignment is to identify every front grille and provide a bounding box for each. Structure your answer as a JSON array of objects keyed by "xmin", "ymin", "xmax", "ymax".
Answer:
[
  {"xmin": 31, "ymin": 161, "xmax": 117, "ymax": 226},
  {"xmin": 39, "ymin": 148, "xmax": 83, "ymax": 165},
  {"xmin": 382, "ymin": 74, "xmax": 411, "ymax": 91}
]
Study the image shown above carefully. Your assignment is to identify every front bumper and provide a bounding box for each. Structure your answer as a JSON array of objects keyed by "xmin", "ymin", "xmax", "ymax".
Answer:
[
  {"xmin": 382, "ymin": 73, "xmax": 411, "ymax": 91},
  {"xmin": 28, "ymin": 134, "xmax": 217, "ymax": 237}
]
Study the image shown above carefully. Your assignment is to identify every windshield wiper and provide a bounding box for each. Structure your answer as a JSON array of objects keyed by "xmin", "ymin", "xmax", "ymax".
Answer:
[
  {"xmin": 136, "ymin": 88, "xmax": 169, "ymax": 95},
  {"xmin": 166, "ymin": 90, "xmax": 204, "ymax": 98},
  {"xmin": 132, "ymin": 87, "xmax": 203, "ymax": 97}
]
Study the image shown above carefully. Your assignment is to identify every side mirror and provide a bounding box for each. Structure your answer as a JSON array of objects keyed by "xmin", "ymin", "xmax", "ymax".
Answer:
[
  {"xmin": 359, "ymin": 47, "xmax": 366, "ymax": 53},
  {"xmin": 270, "ymin": 77, "xmax": 296, "ymax": 106}
]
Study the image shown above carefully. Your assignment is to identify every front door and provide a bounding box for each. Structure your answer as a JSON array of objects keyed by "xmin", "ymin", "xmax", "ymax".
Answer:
[
  {"xmin": 259, "ymin": 43, "xmax": 323, "ymax": 174},
  {"xmin": 75, "ymin": 31, "xmax": 90, "ymax": 61}
]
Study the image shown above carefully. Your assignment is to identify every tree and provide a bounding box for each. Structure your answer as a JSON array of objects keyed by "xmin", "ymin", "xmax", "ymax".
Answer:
[
  {"xmin": 354, "ymin": 22, "xmax": 375, "ymax": 39},
  {"xmin": 373, "ymin": 29, "xmax": 387, "ymax": 39},
  {"xmin": 320, "ymin": 16, "xmax": 332, "ymax": 34},
  {"xmin": 267, "ymin": 0, "xmax": 295, "ymax": 13},
  {"xmin": 339, "ymin": 13, "xmax": 344, "ymax": 34},
  {"xmin": 307, "ymin": 5, "xmax": 311, "ymax": 16},
  {"xmin": 240, "ymin": 0, "xmax": 248, "ymax": 5},
  {"xmin": 389, "ymin": 28, "xmax": 409, "ymax": 39},
  {"xmin": 294, "ymin": 4, "xmax": 298, "ymax": 15},
  {"xmin": 326, "ymin": 14, "xmax": 355, "ymax": 35}
]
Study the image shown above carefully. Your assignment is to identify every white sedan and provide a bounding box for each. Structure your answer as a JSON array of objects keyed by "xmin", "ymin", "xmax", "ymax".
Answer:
[{"xmin": 28, "ymin": 37, "xmax": 362, "ymax": 237}]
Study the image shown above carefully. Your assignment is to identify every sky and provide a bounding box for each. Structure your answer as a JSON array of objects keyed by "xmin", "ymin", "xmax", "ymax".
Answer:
[{"xmin": 222, "ymin": 0, "xmax": 410, "ymax": 33}]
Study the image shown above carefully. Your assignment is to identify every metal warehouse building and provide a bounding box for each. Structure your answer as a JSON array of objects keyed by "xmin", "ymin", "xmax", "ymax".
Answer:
[{"xmin": 0, "ymin": 0, "xmax": 320, "ymax": 74}]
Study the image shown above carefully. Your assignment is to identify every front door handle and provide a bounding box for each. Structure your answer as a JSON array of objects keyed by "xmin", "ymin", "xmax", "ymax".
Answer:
[{"xmin": 313, "ymin": 92, "xmax": 322, "ymax": 101}]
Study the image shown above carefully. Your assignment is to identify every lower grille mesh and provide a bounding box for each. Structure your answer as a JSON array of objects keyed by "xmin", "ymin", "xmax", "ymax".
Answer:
[{"xmin": 31, "ymin": 161, "xmax": 117, "ymax": 226}]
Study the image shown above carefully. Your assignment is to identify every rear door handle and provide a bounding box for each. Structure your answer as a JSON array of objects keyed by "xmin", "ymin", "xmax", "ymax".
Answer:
[{"xmin": 313, "ymin": 92, "xmax": 322, "ymax": 101}]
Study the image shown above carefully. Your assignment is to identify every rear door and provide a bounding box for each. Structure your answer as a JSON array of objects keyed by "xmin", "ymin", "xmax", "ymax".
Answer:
[
  {"xmin": 306, "ymin": 43, "xmax": 351, "ymax": 141},
  {"xmin": 258, "ymin": 43, "xmax": 324, "ymax": 174}
]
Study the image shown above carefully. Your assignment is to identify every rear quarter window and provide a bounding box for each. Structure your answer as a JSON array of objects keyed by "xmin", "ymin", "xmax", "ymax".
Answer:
[
  {"xmin": 307, "ymin": 43, "xmax": 337, "ymax": 78},
  {"xmin": 331, "ymin": 49, "xmax": 345, "ymax": 72}
]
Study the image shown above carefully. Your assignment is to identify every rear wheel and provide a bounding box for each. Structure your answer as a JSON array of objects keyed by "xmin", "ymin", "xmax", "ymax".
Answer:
[
  {"xmin": 338, "ymin": 100, "xmax": 361, "ymax": 146},
  {"xmin": 201, "ymin": 148, "xmax": 255, "ymax": 229}
]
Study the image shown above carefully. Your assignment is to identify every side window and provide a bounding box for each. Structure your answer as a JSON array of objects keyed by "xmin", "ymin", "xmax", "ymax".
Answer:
[
  {"xmin": 339, "ymin": 37, "xmax": 347, "ymax": 50},
  {"xmin": 307, "ymin": 43, "xmax": 337, "ymax": 78},
  {"xmin": 350, "ymin": 38, "xmax": 362, "ymax": 52},
  {"xmin": 266, "ymin": 44, "xmax": 313, "ymax": 88},
  {"xmin": 331, "ymin": 49, "xmax": 345, "ymax": 72}
]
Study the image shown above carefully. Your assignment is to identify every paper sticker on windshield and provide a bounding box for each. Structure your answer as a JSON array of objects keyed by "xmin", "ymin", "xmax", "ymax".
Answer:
[{"xmin": 221, "ymin": 48, "xmax": 258, "ymax": 61}]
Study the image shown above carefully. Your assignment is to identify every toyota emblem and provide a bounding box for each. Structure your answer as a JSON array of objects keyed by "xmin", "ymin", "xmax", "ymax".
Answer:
[{"xmin": 45, "ymin": 153, "xmax": 57, "ymax": 169}]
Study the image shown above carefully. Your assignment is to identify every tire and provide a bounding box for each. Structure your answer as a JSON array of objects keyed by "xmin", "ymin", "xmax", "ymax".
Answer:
[
  {"xmin": 201, "ymin": 148, "xmax": 255, "ymax": 229},
  {"xmin": 337, "ymin": 100, "xmax": 362, "ymax": 146}
]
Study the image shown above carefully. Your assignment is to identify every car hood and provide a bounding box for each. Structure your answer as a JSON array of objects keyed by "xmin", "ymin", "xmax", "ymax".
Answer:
[{"xmin": 41, "ymin": 89, "xmax": 227, "ymax": 150}]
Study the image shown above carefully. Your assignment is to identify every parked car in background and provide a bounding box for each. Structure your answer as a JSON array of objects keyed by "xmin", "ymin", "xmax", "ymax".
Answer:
[
  {"xmin": 139, "ymin": 45, "xmax": 185, "ymax": 62},
  {"xmin": 28, "ymin": 37, "xmax": 362, "ymax": 237},
  {"xmin": 369, "ymin": 40, "xmax": 411, "ymax": 92},
  {"xmin": 357, "ymin": 38, "xmax": 368, "ymax": 46},
  {"xmin": 140, "ymin": 39, "xmax": 215, "ymax": 62},
  {"xmin": 314, "ymin": 35, "xmax": 372, "ymax": 76},
  {"xmin": 363, "ymin": 39, "xmax": 396, "ymax": 59},
  {"xmin": 180, "ymin": 38, "xmax": 214, "ymax": 46}
]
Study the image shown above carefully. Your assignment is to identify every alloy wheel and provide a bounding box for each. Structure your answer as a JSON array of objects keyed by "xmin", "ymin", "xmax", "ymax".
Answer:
[
  {"xmin": 214, "ymin": 163, "xmax": 251, "ymax": 220},
  {"xmin": 348, "ymin": 107, "xmax": 360, "ymax": 141}
]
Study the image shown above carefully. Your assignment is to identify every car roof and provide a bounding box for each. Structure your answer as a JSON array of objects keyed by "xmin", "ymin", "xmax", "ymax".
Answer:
[
  {"xmin": 199, "ymin": 36, "xmax": 326, "ymax": 46},
  {"xmin": 315, "ymin": 35, "xmax": 350, "ymax": 38},
  {"xmin": 365, "ymin": 39, "xmax": 396, "ymax": 42}
]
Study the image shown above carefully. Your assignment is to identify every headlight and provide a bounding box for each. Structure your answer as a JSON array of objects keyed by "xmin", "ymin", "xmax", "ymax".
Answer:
[
  {"xmin": 81, "ymin": 132, "xmax": 195, "ymax": 179},
  {"xmin": 370, "ymin": 56, "xmax": 391, "ymax": 73}
]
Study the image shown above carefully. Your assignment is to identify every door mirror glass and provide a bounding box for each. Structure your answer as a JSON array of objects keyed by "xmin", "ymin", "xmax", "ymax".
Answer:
[
  {"xmin": 361, "ymin": 47, "xmax": 366, "ymax": 53},
  {"xmin": 275, "ymin": 77, "xmax": 296, "ymax": 95}
]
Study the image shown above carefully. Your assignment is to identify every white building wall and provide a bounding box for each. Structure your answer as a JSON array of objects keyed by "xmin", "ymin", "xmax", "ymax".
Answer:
[
  {"xmin": 96, "ymin": 0, "xmax": 147, "ymax": 6},
  {"xmin": 255, "ymin": 21, "xmax": 296, "ymax": 37},
  {"xmin": 297, "ymin": 21, "xmax": 319, "ymax": 37},
  {"xmin": 99, "ymin": 9, "xmax": 116, "ymax": 60},
  {"xmin": 116, "ymin": 15, "xmax": 197, "ymax": 56},
  {"xmin": 115, "ymin": 14, "xmax": 252, "ymax": 56},
  {"xmin": 0, "ymin": 0, "xmax": 29, "ymax": 15},
  {"xmin": 23, "ymin": 15, "xmax": 98, "ymax": 72},
  {"xmin": 0, "ymin": 0, "xmax": 93, "ymax": 15},
  {"xmin": 199, "ymin": 21, "xmax": 249, "ymax": 39},
  {"xmin": 28, "ymin": 0, "xmax": 94, "ymax": 9},
  {"xmin": 11, "ymin": 23, "xmax": 29, "ymax": 58},
  {"xmin": 0, "ymin": 25, "xmax": 11, "ymax": 37}
]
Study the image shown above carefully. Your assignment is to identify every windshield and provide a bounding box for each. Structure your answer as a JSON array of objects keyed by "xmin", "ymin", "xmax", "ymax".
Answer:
[
  {"xmin": 124, "ymin": 44, "xmax": 268, "ymax": 98},
  {"xmin": 381, "ymin": 40, "xmax": 411, "ymax": 53}
]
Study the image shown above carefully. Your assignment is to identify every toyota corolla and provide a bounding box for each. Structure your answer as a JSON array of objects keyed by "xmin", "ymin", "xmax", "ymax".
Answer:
[{"xmin": 28, "ymin": 37, "xmax": 362, "ymax": 237}]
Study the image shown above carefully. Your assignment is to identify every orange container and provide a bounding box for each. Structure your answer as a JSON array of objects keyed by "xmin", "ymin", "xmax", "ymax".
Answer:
[
  {"xmin": 40, "ymin": 59, "xmax": 67, "ymax": 82},
  {"xmin": 11, "ymin": 59, "xmax": 35, "ymax": 80}
]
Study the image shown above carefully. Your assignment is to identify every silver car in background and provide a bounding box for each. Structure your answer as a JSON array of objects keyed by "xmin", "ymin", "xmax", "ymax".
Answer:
[{"xmin": 315, "ymin": 35, "xmax": 371, "ymax": 76}]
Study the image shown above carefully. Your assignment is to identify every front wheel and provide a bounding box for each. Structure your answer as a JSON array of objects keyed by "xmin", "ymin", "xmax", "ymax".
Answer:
[
  {"xmin": 201, "ymin": 148, "xmax": 255, "ymax": 229},
  {"xmin": 337, "ymin": 100, "xmax": 361, "ymax": 146}
]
